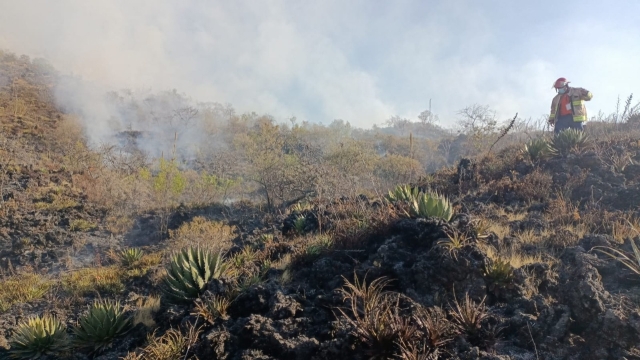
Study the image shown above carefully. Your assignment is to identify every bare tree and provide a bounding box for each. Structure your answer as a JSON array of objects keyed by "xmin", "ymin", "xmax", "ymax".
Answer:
[
  {"xmin": 418, "ymin": 99, "xmax": 439, "ymax": 127},
  {"xmin": 457, "ymin": 104, "xmax": 497, "ymax": 134}
]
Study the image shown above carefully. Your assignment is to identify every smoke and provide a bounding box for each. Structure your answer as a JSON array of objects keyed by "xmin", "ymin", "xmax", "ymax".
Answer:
[
  {"xmin": 1, "ymin": 0, "xmax": 639, "ymax": 158},
  {"xmin": 53, "ymin": 73, "xmax": 231, "ymax": 161}
]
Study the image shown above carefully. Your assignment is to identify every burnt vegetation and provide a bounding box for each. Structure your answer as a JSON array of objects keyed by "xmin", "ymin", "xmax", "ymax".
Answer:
[{"xmin": 1, "ymin": 49, "xmax": 640, "ymax": 359}]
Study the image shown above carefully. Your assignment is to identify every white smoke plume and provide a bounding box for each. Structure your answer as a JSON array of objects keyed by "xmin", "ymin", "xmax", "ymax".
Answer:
[{"xmin": 1, "ymin": 0, "xmax": 639, "ymax": 159}]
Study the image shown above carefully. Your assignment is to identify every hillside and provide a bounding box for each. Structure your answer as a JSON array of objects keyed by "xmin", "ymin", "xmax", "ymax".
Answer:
[{"xmin": 1, "ymin": 50, "xmax": 640, "ymax": 360}]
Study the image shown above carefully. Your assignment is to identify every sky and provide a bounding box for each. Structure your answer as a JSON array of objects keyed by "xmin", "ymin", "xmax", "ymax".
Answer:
[{"xmin": 1, "ymin": 0, "xmax": 639, "ymax": 129}]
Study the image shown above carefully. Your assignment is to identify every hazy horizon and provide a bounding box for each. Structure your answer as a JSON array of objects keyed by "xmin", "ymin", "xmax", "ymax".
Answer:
[{"xmin": 1, "ymin": 0, "xmax": 639, "ymax": 129}]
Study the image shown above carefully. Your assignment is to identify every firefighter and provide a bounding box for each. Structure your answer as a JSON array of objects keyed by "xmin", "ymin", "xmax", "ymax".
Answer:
[{"xmin": 548, "ymin": 77, "xmax": 593, "ymax": 134}]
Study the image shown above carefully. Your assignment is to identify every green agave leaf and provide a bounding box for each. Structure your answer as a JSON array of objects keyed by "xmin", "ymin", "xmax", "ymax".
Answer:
[{"xmin": 161, "ymin": 246, "xmax": 228, "ymax": 303}]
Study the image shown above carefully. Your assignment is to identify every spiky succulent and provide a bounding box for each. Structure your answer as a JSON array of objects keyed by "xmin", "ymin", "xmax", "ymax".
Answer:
[
  {"xmin": 293, "ymin": 215, "xmax": 307, "ymax": 234},
  {"xmin": 550, "ymin": 128, "xmax": 591, "ymax": 156},
  {"xmin": 120, "ymin": 248, "xmax": 144, "ymax": 267},
  {"xmin": 410, "ymin": 191, "xmax": 454, "ymax": 222},
  {"xmin": 72, "ymin": 299, "xmax": 131, "ymax": 354},
  {"xmin": 523, "ymin": 137, "xmax": 552, "ymax": 162},
  {"xmin": 484, "ymin": 257, "xmax": 514, "ymax": 285},
  {"xmin": 162, "ymin": 246, "xmax": 229, "ymax": 303},
  {"xmin": 386, "ymin": 184, "xmax": 421, "ymax": 202},
  {"xmin": 8, "ymin": 315, "xmax": 69, "ymax": 359}
]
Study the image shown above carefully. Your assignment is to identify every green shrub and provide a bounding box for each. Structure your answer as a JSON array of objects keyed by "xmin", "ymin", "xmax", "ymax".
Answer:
[
  {"xmin": 72, "ymin": 299, "xmax": 131, "ymax": 354},
  {"xmin": 8, "ymin": 315, "xmax": 69, "ymax": 359},
  {"xmin": 162, "ymin": 246, "xmax": 229, "ymax": 303}
]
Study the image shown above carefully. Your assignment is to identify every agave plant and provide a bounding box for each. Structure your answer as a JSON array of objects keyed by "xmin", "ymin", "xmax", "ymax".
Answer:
[
  {"xmin": 293, "ymin": 215, "xmax": 307, "ymax": 234},
  {"xmin": 72, "ymin": 299, "xmax": 132, "ymax": 354},
  {"xmin": 550, "ymin": 128, "xmax": 591, "ymax": 156},
  {"xmin": 162, "ymin": 246, "xmax": 229, "ymax": 303},
  {"xmin": 409, "ymin": 191, "xmax": 454, "ymax": 222},
  {"xmin": 386, "ymin": 184, "xmax": 421, "ymax": 202},
  {"xmin": 120, "ymin": 248, "xmax": 144, "ymax": 267},
  {"xmin": 484, "ymin": 257, "xmax": 514, "ymax": 285},
  {"xmin": 523, "ymin": 137, "xmax": 552, "ymax": 162},
  {"xmin": 8, "ymin": 315, "xmax": 69, "ymax": 359}
]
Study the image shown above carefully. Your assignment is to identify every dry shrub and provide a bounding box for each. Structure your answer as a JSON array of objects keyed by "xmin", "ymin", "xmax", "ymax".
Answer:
[
  {"xmin": 476, "ymin": 146, "xmax": 524, "ymax": 182},
  {"xmin": 517, "ymin": 169, "xmax": 553, "ymax": 202},
  {"xmin": 73, "ymin": 167, "xmax": 149, "ymax": 215},
  {"xmin": 287, "ymin": 233, "xmax": 336, "ymax": 269},
  {"xmin": 545, "ymin": 193, "xmax": 581, "ymax": 226},
  {"xmin": 484, "ymin": 168, "xmax": 552, "ymax": 204},
  {"xmin": 325, "ymin": 198, "xmax": 400, "ymax": 250},
  {"xmin": 449, "ymin": 292, "xmax": 489, "ymax": 337},
  {"xmin": 50, "ymin": 115, "xmax": 99, "ymax": 174},
  {"xmin": 421, "ymin": 165, "xmax": 459, "ymax": 195},
  {"xmin": 544, "ymin": 228, "xmax": 580, "ymax": 249},
  {"xmin": 133, "ymin": 296, "xmax": 161, "ymax": 328},
  {"xmin": 324, "ymin": 139, "xmax": 377, "ymax": 177},
  {"xmin": 374, "ymin": 154, "xmax": 423, "ymax": 190},
  {"xmin": 180, "ymin": 169, "xmax": 240, "ymax": 207},
  {"xmin": 336, "ymin": 275, "xmax": 418, "ymax": 359},
  {"xmin": 402, "ymin": 305, "xmax": 458, "ymax": 358},
  {"xmin": 105, "ymin": 214, "xmax": 135, "ymax": 235},
  {"xmin": 168, "ymin": 216, "xmax": 237, "ymax": 253},
  {"xmin": 137, "ymin": 252, "xmax": 164, "ymax": 269}
]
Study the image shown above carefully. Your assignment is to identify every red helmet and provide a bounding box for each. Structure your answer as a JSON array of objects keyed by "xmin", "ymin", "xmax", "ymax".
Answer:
[{"xmin": 553, "ymin": 77, "xmax": 570, "ymax": 89}]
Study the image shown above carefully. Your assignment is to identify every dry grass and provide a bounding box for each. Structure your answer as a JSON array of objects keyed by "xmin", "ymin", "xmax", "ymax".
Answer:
[
  {"xmin": 485, "ymin": 221, "xmax": 511, "ymax": 240},
  {"xmin": 514, "ymin": 228, "xmax": 549, "ymax": 247},
  {"xmin": 545, "ymin": 193, "xmax": 581, "ymax": 226},
  {"xmin": 168, "ymin": 216, "xmax": 236, "ymax": 253},
  {"xmin": 480, "ymin": 243, "xmax": 544, "ymax": 269},
  {"xmin": 61, "ymin": 266, "xmax": 125, "ymax": 297},
  {"xmin": 561, "ymin": 223, "xmax": 589, "ymax": 240},
  {"xmin": 70, "ymin": 219, "xmax": 97, "ymax": 232},
  {"xmin": 192, "ymin": 295, "xmax": 233, "ymax": 324},
  {"xmin": 610, "ymin": 215, "xmax": 640, "ymax": 244},
  {"xmin": 490, "ymin": 207, "xmax": 527, "ymax": 222},
  {"xmin": 105, "ymin": 214, "xmax": 135, "ymax": 235},
  {"xmin": 34, "ymin": 197, "xmax": 78, "ymax": 211},
  {"xmin": 137, "ymin": 252, "xmax": 164, "ymax": 269},
  {"xmin": 0, "ymin": 272, "xmax": 53, "ymax": 312},
  {"xmin": 325, "ymin": 197, "xmax": 400, "ymax": 250},
  {"xmin": 122, "ymin": 324, "xmax": 202, "ymax": 360}
]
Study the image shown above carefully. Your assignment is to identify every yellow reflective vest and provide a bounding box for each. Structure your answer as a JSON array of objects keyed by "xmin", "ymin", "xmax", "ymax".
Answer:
[{"xmin": 549, "ymin": 87, "xmax": 593, "ymax": 123}]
